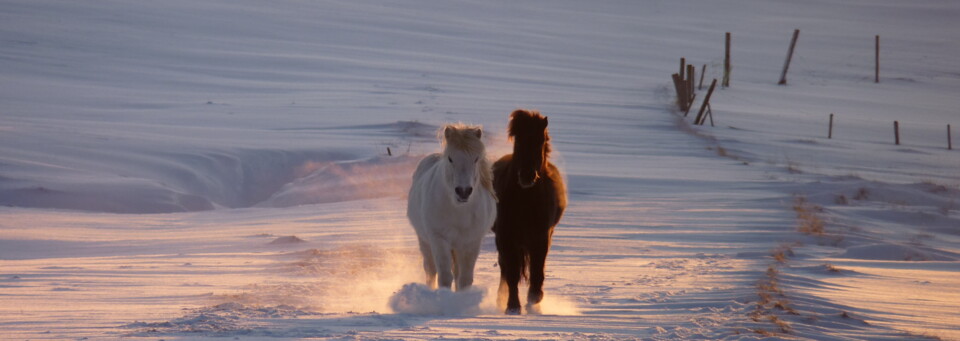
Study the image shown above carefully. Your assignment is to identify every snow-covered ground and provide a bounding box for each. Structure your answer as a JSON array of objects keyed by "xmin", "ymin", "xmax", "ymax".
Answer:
[{"xmin": 1, "ymin": 0, "xmax": 958, "ymax": 339}]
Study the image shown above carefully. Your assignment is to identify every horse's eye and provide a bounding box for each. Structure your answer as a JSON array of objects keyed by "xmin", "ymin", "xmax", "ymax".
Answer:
[
  {"xmin": 474, "ymin": 157, "xmax": 479, "ymax": 163},
  {"xmin": 448, "ymin": 157, "xmax": 453, "ymax": 163}
]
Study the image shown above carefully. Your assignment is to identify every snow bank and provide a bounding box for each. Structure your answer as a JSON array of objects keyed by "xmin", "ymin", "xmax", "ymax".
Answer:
[
  {"xmin": 0, "ymin": 147, "xmax": 351, "ymax": 213},
  {"xmin": 122, "ymin": 302, "xmax": 330, "ymax": 337},
  {"xmin": 258, "ymin": 155, "xmax": 420, "ymax": 208},
  {"xmin": 838, "ymin": 243, "xmax": 957, "ymax": 262},
  {"xmin": 0, "ymin": 122, "xmax": 435, "ymax": 213}
]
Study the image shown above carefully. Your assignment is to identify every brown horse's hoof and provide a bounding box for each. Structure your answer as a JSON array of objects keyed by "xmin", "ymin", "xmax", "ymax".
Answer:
[
  {"xmin": 528, "ymin": 290, "xmax": 543, "ymax": 304},
  {"xmin": 525, "ymin": 302, "xmax": 542, "ymax": 315},
  {"xmin": 505, "ymin": 307, "xmax": 521, "ymax": 315}
]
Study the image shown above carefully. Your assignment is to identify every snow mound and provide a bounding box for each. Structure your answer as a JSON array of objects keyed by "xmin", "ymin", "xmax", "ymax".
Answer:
[
  {"xmin": 837, "ymin": 243, "xmax": 958, "ymax": 261},
  {"xmin": 330, "ymin": 121, "xmax": 439, "ymax": 139},
  {"xmin": 389, "ymin": 283, "xmax": 485, "ymax": 316},
  {"xmin": 0, "ymin": 148, "xmax": 350, "ymax": 213},
  {"xmin": 392, "ymin": 121, "xmax": 440, "ymax": 139},
  {"xmin": 258, "ymin": 155, "xmax": 420, "ymax": 208},
  {"xmin": 268, "ymin": 235, "xmax": 306, "ymax": 245},
  {"xmin": 122, "ymin": 302, "xmax": 323, "ymax": 337}
]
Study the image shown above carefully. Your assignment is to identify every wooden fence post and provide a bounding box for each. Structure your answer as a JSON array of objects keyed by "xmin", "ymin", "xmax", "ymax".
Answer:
[
  {"xmin": 828, "ymin": 113, "xmax": 834, "ymax": 139},
  {"xmin": 687, "ymin": 64, "xmax": 695, "ymax": 103},
  {"xmin": 706, "ymin": 103, "xmax": 715, "ymax": 127},
  {"xmin": 672, "ymin": 73, "xmax": 688, "ymax": 113},
  {"xmin": 875, "ymin": 35, "xmax": 880, "ymax": 83},
  {"xmin": 894, "ymin": 121, "xmax": 900, "ymax": 145},
  {"xmin": 695, "ymin": 79, "xmax": 718, "ymax": 125},
  {"xmin": 699, "ymin": 64, "xmax": 707, "ymax": 90},
  {"xmin": 680, "ymin": 57, "xmax": 686, "ymax": 80},
  {"xmin": 778, "ymin": 29, "xmax": 800, "ymax": 85},
  {"xmin": 723, "ymin": 32, "xmax": 731, "ymax": 87},
  {"xmin": 949, "ymin": 124, "xmax": 953, "ymax": 150}
]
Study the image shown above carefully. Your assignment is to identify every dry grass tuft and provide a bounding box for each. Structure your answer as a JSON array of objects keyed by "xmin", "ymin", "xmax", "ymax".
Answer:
[
  {"xmin": 752, "ymin": 328, "xmax": 778, "ymax": 337},
  {"xmin": 771, "ymin": 244, "xmax": 794, "ymax": 263},
  {"xmin": 853, "ymin": 187, "xmax": 869, "ymax": 200},
  {"xmin": 773, "ymin": 251, "xmax": 787, "ymax": 263},
  {"xmin": 769, "ymin": 315, "xmax": 792, "ymax": 333},
  {"xmin": 835, "ymin": 194, "xmax": 849, "ymax": 205},
  {"xmin": 787, "ymin": 162, "xmax": 803, "ymax": 174},
  {"xmin": 793, "ymin": 196, "xmax": 825, "ymax": 235},
  {"xmin": 751, "ymin": 248, "xmax": 801, "ymax": 336},
  {"xmin": 716, "ymin": 146, "xmax": 728, "ymax": 157}
]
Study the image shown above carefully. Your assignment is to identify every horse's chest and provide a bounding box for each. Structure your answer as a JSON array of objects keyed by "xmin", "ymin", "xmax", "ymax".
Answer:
[
  {"xmin": 430, "ymin": 204, "xmax": 491, "ymax": 240},
  {"xmin": 500, "ymin": 188, "xmax": 553, "ymax": 218},
  {"xmin": 457, "ymin": 202, "xmax": 494, "ymax": 222},
  {"xmin": 433, "ymin": 191, "xmax": 494, "ymax": 222}
]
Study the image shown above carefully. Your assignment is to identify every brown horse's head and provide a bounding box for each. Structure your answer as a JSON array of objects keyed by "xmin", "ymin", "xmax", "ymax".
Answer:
[{"xmin": 507, "ymin": 109, "xmax": 551, "ymax": 189}]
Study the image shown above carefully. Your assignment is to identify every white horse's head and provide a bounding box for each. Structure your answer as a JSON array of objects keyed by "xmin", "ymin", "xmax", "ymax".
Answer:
[{"xmin": 441, "ymin": 124, "xmax": 493, "ymax": 204}]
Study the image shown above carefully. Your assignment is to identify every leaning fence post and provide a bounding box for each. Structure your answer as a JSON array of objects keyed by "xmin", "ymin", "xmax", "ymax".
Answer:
[
  {"xmin": 723, "ymin": 32, "xmax": 731, "ymax": 87},
  {"xmin": 778, "ymin": 29, "xmax": 800, "ymax": 85},
  {"xmin": 695, "ymin": 79, "xmax": 718, "ymax": 125},
  {"xmin": 828, "ymin": 113, "xmax": 834, "ymax": 139},
  {"xmin": 894, "ymin": 121, "xmax": 900, "ymax": 145},
  {"xmin": 706, "ymin": 103, "xmax": 715, "ymax": 127}
]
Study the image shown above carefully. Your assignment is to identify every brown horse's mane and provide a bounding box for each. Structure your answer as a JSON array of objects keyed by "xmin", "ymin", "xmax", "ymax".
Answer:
[{"xmin": 507, "ymin": 109, "xmax": 551, "ymax": 160}]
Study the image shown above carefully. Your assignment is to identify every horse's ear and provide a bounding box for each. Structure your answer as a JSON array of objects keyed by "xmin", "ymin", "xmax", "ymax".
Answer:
[
  {"xmin": 474, "ymin": 128, "xmax": 482, "ymax": 139},
  {"xmin": 443, "ymin": 126, "xmax": 454, "ymax": 139},
  {"xmin": 542, "ymin": 116, "xmax": 549, "ymax": 128}
]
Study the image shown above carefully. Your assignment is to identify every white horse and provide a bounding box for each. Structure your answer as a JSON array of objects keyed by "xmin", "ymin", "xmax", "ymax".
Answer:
[{"xmin": 407, "ymin": 123, "xmax": 497, "ymax": 291}]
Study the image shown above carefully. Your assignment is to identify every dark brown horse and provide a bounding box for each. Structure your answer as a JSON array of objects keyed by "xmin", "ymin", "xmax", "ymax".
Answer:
[{"xmin": 492, "ymin": 109, "xmax": 567, "ymax": 314}]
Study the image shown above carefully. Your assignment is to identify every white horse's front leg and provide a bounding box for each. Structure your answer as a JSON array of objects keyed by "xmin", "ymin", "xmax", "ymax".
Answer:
[
  {"xmin": 418, "ymin": 238, "xmax": 437, "ymax": 289},
  {"xmin": 455, "ymin": 242, "xmax": 480, "ymax": 291},
  {"xmin": 430, "ymin": 240, "xmax": 454, "ymax": 289}
]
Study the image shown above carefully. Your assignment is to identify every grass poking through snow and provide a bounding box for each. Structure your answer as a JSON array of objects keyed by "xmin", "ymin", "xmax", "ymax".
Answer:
[{"xmin": 793, "ymin": 196, "xmax": 825, "ymax": 236}]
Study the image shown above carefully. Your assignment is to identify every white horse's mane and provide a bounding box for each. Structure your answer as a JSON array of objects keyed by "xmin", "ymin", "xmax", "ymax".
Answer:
[{"xmin": 441, "ymin": 123, "xmax": 496, "ymax": 201}]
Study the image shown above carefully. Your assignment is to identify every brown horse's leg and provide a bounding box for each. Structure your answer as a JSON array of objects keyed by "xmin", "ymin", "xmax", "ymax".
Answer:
[
  {"xmin": 527, "ymin": 234, "xmax": 549, "ymax": 305},
  {"xmin": 497, "ymin": 278, "xmax": 509, "ymax": 309},
  {"xmin": 497, "ymin": 241, "xmax": 523, "ymax": 314}
]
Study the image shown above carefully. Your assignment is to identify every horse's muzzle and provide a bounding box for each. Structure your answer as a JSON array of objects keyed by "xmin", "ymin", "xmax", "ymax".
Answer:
[{"xmin": 455, "ymin": 186, "xmax": 473, "ymax": 202}]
